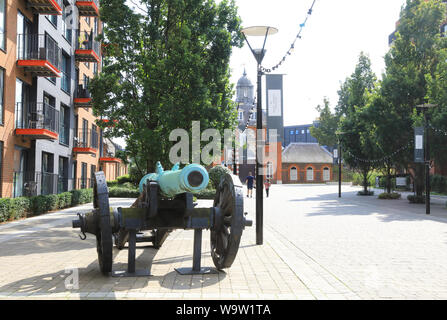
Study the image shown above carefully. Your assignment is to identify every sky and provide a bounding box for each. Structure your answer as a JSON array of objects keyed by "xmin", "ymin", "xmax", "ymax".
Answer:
[{"xmin": 229, "ymin": 0, "xmax": 407, "ymax": 126}]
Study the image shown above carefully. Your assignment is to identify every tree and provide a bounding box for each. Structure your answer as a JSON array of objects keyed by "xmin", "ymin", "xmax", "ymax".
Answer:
[
  {"xmin": 309, "ymin": 98, "xmax": 339, "ymax": 147},
  {"xmin": 337, "ymin": 53, "xmax": 379, "ymax": 194},
  {"xmin": 90, "ymin": 0, "xmax": 243, "ymax": 174},
  {"xmin": 381, "ymin": 0, "xmax": 447, "ymax": 196}
]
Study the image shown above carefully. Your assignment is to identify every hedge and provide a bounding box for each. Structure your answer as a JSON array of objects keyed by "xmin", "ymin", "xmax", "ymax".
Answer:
[
  {"xmin": 0, "ymin": 189, "xmax": 94, "ymax": 223},
  {"xmin": 378, "ymin": 192, "xmax": 401, "ymax": 200},
  {"xmin": 108, "ymin": 187, "xmax": 140, "ymax": 198},
  {"xmin": 408, "ymin": 194, "xmax": 425, "ymax": 204}
]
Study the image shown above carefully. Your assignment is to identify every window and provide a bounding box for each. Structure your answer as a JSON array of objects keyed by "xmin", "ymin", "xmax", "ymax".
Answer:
[
  {"xmin": 47, "ymin": 14, "xmax": 57, "ymax": 27},
  {"xmin": 90, "ymin": 164, "xmax": 96, "ymax": 188},
  {"xmin": 17, "ymin": 11, "xmax": 31, "ymax": 60},
  {"xmin": 82, "ymin": 119, "xmax": 88, "ymax": 147},
  {"xmin": 307, "ymin": 129, "xmax": 310, "ymax": 134},
  {"xmin": 290, "ymin": 167, "xmax": 297, "ymax": 181},
  {"xmin": 323, "ymin": 167, "xmax": 330, "ymax": 181},
  {"xmin": 61, "ymin": 52, "xmax": 71, "ymax": 93},
  {"xmin": 0, "ymin": 68, "xmax": 3, "ymax": 125},
  {"xmin": 290, "ymin": 130, "xmax": 294, "ymax": 135},
  {"xmin": 58, "ymin": 156, "xmax": 68, "ymax": 193},
  {"xmin": 238, "ymin": 111, "xmax": 243, "ymax": 120},
  {"xmin": 81, "ymin": 162, "xmax": 87, "ymax": 189},
  {"xmin": 0, "ymin": 0, "xmax": 5, "ymax": 50},
  {"xmin": 91, "ymin": 124, "xmax": 98, "ymax": 149},
  {"xmin": 59, "ymin": 104, "xmax": 70, "ymax": 145},
  {"xmin": 42, "ymin": 152, "xmax": 54, "ymax": 195},
  {"xmin": 301, "ymin": 130, "xmax": 305, "ymax": 134},
  {"xmin": 296, "ymin": 130, "xmax": 299, "ymax": 135},
  {"xmin": 62, "ymin": 1, "xmax": 72, "ymax": 42},
  {"xmin": 85, "ymin": 16, "xmax": 90, "ymax": 26},
  {"xmin": 306, "ymin": 167, "xmax": 314, "ymax": 181}
]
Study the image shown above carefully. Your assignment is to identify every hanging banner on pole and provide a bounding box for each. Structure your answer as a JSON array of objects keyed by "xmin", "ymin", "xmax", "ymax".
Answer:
[{"xmin": 414, "ymin": 127, "xmax": 424, "ymax": 163}]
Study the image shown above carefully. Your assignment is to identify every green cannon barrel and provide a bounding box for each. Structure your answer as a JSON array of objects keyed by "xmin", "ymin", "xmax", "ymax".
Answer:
[{"xmin": 139, "ymin": 162, "xmax": 209, "ymax": 197}]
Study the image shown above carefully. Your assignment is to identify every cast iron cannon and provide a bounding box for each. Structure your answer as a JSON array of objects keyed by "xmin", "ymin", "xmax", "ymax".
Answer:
[{"xmin": 72, "ymin": 162, "xmax": 252, "ymax": 276}]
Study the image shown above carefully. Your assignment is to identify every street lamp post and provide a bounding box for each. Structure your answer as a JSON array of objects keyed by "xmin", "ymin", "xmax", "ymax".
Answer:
[
  {"xmin": 336, "ymin": 131, "xmax": 345, "ymax": 198},
  {"xmin": 241, "ymin": 26, "xmax": 278, "ymax": 245},
  {"xmin": 416, "ymin": 104, "xmax": 437, "ymax": 215}
]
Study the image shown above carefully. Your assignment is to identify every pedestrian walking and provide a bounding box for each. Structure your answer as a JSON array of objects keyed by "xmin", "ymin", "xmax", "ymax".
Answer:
[
  {"xmin": 245, "ymin": 172, "xmax": 255, "ymax": 198},
  {"xmin": 265, "ymin": 179, "xmax": 271, "ymax": 198}
]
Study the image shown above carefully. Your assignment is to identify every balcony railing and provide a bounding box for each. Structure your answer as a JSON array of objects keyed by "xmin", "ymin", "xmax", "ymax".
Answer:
[
  {"xmin": 75, "ymin": 30, "xmax": 100, "ymax": 62},
  {"xmin": 76, "ymin": 0, "xmax": 99, "ymax": 17},
  {"xmin": 27, "ymin": 0, "xmax": 63, "ymax": 15},
  {"xmin": 75, "ymin": 178, "xmax": 94, "ymax": 189},
  {"xmin": 58, "ymin": 177, "xmax": 73, "ymax": 194},
  {"xmin": 17, "ymin": 34, "xmax": 62, "ymax": 77},
  {"xmin": 15, "ymin": 102, "xmax": 60, "ymax": 139},
  {"xmin": 74, "ymin": 80, "xmax": 92, "ymax": 107},
  {"xmin": 13, "ymin": 171, "xmax": 59, "ymax": 197},
  {"xmin": 73, "ymin": 128, "xmax": 99, "ymax": 153}
]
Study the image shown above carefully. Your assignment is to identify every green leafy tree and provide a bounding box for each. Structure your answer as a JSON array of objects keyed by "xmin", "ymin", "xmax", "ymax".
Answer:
[
  {"xmin": 381, "ymin": 0, "xmax": 447, "ymax": 196},
  {"xmin": 90, "ymin": 0, "xmax": 243, "ymax": 174},
  {"xmin": 338, "ymin": 53, "xmax": 379, "ymax": 194},
  {"xmin": 310, "ymin": 98, "xmax": 339, "ymax": 147}
]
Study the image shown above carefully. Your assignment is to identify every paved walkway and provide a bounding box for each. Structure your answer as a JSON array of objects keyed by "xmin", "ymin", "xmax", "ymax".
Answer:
[
  {"xmin": 0, "ymin": 198, "xmax": 310, "ymax": 300},
  {"xmin": 1, "ymin": 185, "xmax": 447, "ymax": 300}
]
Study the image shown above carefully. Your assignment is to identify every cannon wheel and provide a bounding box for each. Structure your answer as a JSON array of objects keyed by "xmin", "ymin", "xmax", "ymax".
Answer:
[
  {"xmin": 211, "ymin": 173, "xmax": 244, "ymax": 270},
  {"xmin": 93, "ymin": 171, "xmax": 113, "ymax": 275}
]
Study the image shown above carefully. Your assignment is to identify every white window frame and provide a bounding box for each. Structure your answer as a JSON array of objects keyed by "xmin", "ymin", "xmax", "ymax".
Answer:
[{"xmin": 306, "ymin": 167, "xmax": 314, "ymax": 181}]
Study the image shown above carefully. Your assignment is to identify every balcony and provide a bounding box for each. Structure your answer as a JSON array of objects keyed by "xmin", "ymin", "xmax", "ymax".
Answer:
[
  {"xmin": 13, "ymin": 171, "xmax": 59, "ymax": 197},
  {"xmin": 76, "ymin": 0, "xmax": 99, "ymax": 17},
  {"xmin": 17, "ymin": 34, "xmax": 61, "ymax": 77},
  {"xmin": 74, "ymin": 81, "xmax": 92, "ymax": 107},
  {"xmin": 75, "ymin": 30, "xmax": 100, "ymax": 63},
  {"xmin": 100, "ymin": 153, "xmax": 121, "ymax": 163},
  {"xmin": 27, "ymin": 0, "xmax": 62, "ymax": 15},
  {"xmin": 73, "ymin": 128, "xmax": 99, "ymax": 154},
  {"xmin": 97, "ymin": 119, "xmax": 118, "ymax": 127},
  {"xmin": 15, "ymin": 102, "xmax": 60, "ymax": 140}
]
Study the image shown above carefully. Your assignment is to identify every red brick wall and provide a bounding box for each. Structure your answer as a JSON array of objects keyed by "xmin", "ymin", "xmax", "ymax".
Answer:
[{"xmin": 282, "ymin": 163, "xmax": 333, "ymax": 184}]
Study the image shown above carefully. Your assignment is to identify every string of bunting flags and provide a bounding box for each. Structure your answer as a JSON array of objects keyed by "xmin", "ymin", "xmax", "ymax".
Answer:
[
  {"xmin": 429, "ymin": 123, "xmax": 447, "ymax": 136},
  {"xmin": 260, "ymin": 0, "xmax": 317, "ymax": 74},
  {"xmin": 345, "ymin": 140, "xmax": 414, "ymax": 164}
]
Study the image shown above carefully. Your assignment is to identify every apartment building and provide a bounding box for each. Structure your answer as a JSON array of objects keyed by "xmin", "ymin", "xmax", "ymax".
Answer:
[{"xmin": 0, "ymin": 0, "xmax": 126, "ymax": 198}]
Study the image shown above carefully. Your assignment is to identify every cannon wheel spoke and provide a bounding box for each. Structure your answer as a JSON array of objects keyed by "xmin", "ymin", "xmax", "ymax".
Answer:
[{"xmin": 211, "ymin": 173, "xmax": 244, "ymax": 270}]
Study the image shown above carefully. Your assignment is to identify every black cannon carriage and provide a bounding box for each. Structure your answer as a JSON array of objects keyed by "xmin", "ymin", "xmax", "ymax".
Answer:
[{"xmin": 72, "ymin": 163, "xmax": 252, "ymax": 276}]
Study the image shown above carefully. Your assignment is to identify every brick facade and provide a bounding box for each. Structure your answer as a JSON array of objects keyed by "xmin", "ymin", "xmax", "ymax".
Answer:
[{"xmin": 282, "ymin": 163, "xmax": 333, "ymax": 184}]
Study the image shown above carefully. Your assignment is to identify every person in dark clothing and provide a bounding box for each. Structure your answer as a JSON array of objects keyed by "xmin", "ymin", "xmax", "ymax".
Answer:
[
  {"xmin": 245, "ymin": 172, "xmax": 255, "ymax": 198},
  {"xmin": 265, "ymin": 179, "xmax": 271, "ymax": 198}
]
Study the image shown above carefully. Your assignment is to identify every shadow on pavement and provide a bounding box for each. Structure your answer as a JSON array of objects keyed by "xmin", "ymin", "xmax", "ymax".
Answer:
[{"xmin": 0, "ymin": 243, "xmax": 225, "ymax": 299}]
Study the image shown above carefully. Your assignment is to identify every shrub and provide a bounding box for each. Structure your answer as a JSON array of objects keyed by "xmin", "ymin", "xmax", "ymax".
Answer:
[
  {"xmin": 378, "ymin": 192, "xmax": 401, "ymax": 200},
  {"xmin": 195, "ymin": 188, "xmax": 216, "ymax": 200},
  {"xmin": 117, "ymin": 174, "xmax": 133, "ymax": 185},
  {"xmin": 108, "ymin": 187, "xmax": 140, "ymax": 198},
  {"xmin": 408, "ymin": 194, "xmax": 425, "ymax": 204},
  {"xmin": 357, "ymin": 190, "xmax": 374, "ymax": 196},
  {"xmin": 46, "ymin": 194, "xmax": 59, "ymax": 211},
  {"xmin": 209, "ymin": 165, "xmax": 231, "ymax": 189},
  {"xmin": 58, "ymin": 192, "xmax": 72, "ymax": 209},
  {"xmin": 431, "ymin": 175, "xmax": 447, "ymax": 194},
  {"xmin": 0, "ymin": 198, "xmax": 11, "ymax": 222},
  {"xmin": 10, "ymin": 197, "xmax": 31, "ymax": 220},
  {"xmin": 31, "ymin": 195, "xmax": 49, "ymax": 215},
  {"xmin": 70, "ymin": 189, "xmax": 93, "ymax": 206},
  {"xmin": 107, "ymin": 180, "xmax": 118, "ymax": 187}
]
